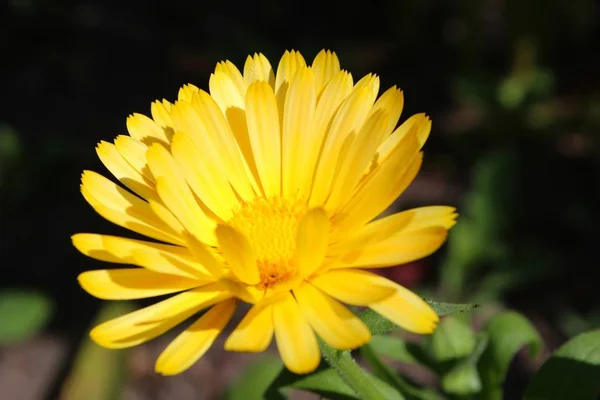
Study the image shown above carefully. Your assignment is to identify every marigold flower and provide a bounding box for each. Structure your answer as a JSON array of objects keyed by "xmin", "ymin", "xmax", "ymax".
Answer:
[{"xmin": 73, "ymin": 49, "xmax": 457, "ymax": 375}]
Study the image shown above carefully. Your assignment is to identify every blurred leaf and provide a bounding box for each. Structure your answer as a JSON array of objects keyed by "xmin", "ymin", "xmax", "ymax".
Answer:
[
  {"xmin": 362, "ymin": 343, "xmax": 446, "ymax": 400},
  {"xmin": 60, "ymin": 302, "xmax": 134, "ymax": 400},
  {"xmin": 227, "ymin": 356, "xmax": 284, "ymax": 400},
  {"xmin": 524, "ymin": 330, "xmax": 600, "ymax": 400},
  {"xmin": 265, "ymin": 364, "xmax": 404, "ymax": 400},
  {"xmin": 478, "ymin": 311, "xmax": 543, "ymax": 400},
  {"xmin": 441, "ymin": 333, "xmax": 488, "ymax": 396},
  {"xmin": 429, "ymin": 315, "xmax": 476, "ymax": 362},
  {"xmin": 369, "ymin": 336, "xmax": 419, "ymax": 364},
  {"xmin": 0, "ymin": 122, "xmax": 22, "ymax": 187},
  {"xmin": 359, "ymin": 301, "xmax": 478, "ymax": 336},
  {"xmin": 0, "ymin": 289, "xmax": 53, "ymax": 345}
]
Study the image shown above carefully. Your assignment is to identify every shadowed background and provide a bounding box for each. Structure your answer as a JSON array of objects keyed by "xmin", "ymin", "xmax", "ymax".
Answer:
[{"xmin": 1, "ymin": 0, "xmax": 599, "ymax": 399}]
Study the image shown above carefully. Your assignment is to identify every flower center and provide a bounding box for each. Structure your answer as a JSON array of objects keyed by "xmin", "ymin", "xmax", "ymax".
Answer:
[{"xmin": 228, "ymin": 197, "xmax": 307, "ymax": 289}]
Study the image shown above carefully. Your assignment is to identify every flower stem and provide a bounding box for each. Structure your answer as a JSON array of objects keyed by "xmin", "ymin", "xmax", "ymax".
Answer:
[{"xmin": 319, "ymin": 340, "xmax": 388, "ymax": 400}]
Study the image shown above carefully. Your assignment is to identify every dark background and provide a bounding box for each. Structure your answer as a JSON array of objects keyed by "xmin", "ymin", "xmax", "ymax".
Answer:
[{"xmin": 1, "ymin": 0, "xmax": 600, "ymax": 398}]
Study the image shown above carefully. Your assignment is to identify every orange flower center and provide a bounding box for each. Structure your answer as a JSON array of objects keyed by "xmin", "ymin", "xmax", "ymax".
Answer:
[{"xmin": 228, "ymin": 197, "xmax": 306, "ymax": 289}]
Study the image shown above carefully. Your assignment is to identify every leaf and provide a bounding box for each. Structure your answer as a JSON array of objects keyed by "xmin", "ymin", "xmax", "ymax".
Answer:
[
  {"xmin": 429, "ymin": 315, "xmax": 476, "ymax": 362},
  {"xmin": 524, "ymin": 330, "xmax": 600, "ymax": 400},
  {"xmin": 369, "ymin": 336, "xmax": 420, "ymax": 365},
  {"xmin": 60, "ymin": 302, "xmax": 134, "ymax": 400},
  {"xmin": 441, "ymin": 333, "xmax": 488, "ymax": 396},
  {"xmin": 359, "ymin": 301, "xmax": 478, "ymax": 336},
  {"xmin": 477, "ymin": 311, "xmax": 543, "ymax": 400},
  {"xmin": 362, "ymin": 343, "xmax": 446, "ymax": 400},
  {"xmin": 0, "ymin": 289, "xmax": 53, "ymax": 344},
  {"xmin": 227, "ymin": 356, "xmax": 284, "ymax": 400}
]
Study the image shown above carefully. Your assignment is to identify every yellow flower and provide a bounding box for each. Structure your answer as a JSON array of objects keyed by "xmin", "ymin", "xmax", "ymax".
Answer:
[{"xmin": 73, "ymin": 50, "xmax": 457, "ymax": 375}]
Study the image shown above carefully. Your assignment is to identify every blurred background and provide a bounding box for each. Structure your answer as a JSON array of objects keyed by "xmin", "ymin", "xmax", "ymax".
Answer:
[{"xmin": 1, "ymin": 0, "xmax": 599, "ymax": 399}]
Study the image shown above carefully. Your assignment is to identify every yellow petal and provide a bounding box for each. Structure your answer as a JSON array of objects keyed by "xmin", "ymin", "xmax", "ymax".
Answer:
[
  {"xmin": 281, "ymin": 67, "xmax": 316, "ymax": 199},
  {"xmin": 243, "ymin": 53, "xmax": 275, "ymax": 87},
  {"xmin": 369, "ymin": 285, "xmax": 439, "ymax": 334},
  {"xmin": 215, "ymin": 225, "xmax": 260, "ymax": 285},
  {"xmin": 245, "ymin": 81, "xmax": 281, "ymax": 197},
  {"xmin": 184, "ymin": 233, "xmax": 227, "ymax": 278},
  {"xmin": 147, "ymin": 198, "xmax": 186, "ymax": 236},
  {"xmin": 370, "ymin": 86, "xmax": 404, "ymax": 139},
  {"xmin": 338, "ymin": 226, "xmax": 449, "ymax": 268},
  {"xmin": 329, "ymin": 206, "xmax": 456, "ymax": 259},
  {"xmin": 171, "ymin": 132, "xmax": 239, "ymax": 220},
  {"xmin": 80, "ymin": 170, "xmax": 182, "ymax": 245},
  {"xmin": 146, "ymin": 143, "xmax": 216, "ymax": 245},
  {"xmin": 275, "ymin": 50, "xmax": 307, "ymax": 113},
  {"xmin": 332, "ymin": 133, "xmax": 422, "ymax": 236},
  {"xmin": 96, "ymin": 141, "xmax": 158, "ymax": 202},
  {"xmin": 78, "ymin": 268, "xmax": 202, "ymax": 300},
  {"xmin": 155, "ymin": 298, "xmax": 236, "ymax": 375},
  {"xmin": 297, "ymin": 208, "xmax": 329, "ymax": 278},
  {"xmin": 311, "ymin": 50, "xmax": 341, "ymax": 95},
  {"xmin": 150, "ymin": 99, "xmax": 173, "ymax": 128},
  {"xmin": 209, "ymin": 70, "xmax": 245, "ymax": 111},
  {"xmin": 273, "ymin": 293, "xmax": 320, "ymax": 374},
  {"xmin": 215, "ymin": 60, "xmax": 247, "ymax": 97},
  {"xmin": 126, "ymin": 113, "xmax": 169, "ymax": 143},
  {"xmin": 72, "ymin": 233, "xmax": 206, "ymax": 279},
  {"xmin": 225, "ymin": 301, "xmax": 274, "ymax": 352},
  {"xmin": 310, "ymin": 79, "xmax": 378, "ymax": 207},
  {"xmin": 376, "ymin": 114, "xmax": 431, "ymax": 164},
  {"xmin": 294, "ymin": 282, "xmax": 370, "ymax": 349},
  {"xmin": 325, "ymin": 110, "xmax": 389, "ymax": 212},
  {"xmin": 113, "ymin": 135, "xmax": 153, "ymax": 182},
  {"xmin": 190, "ymin": 90, "xmax": 259, "ymax": 200},
  {"xmin": 90, "ymin": 283, "xmax": 230, "ymax": 348},
  {"xmin": 178, "ymin": 83, "xmax": 200, "ymax": 102},
  {"xmin": 309, "ymin": 269, "xmax": 397, "ymax": 305},
  {"xmin": 301, "ymin": 71, "xmax": 354, "ymax": 201}
]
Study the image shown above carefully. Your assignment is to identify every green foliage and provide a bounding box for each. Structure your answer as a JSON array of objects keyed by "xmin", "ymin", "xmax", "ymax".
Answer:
[
  {"xmin": 428, "ymin": 315, "xmax": 477, "ymax": 362},
  {"xmin": 477, "ymin": 311, "xmax": 543, "ymax": 400},
  {"xmin": 524, "ymin": 330, "xmax": 600, "ymax": 400},
  {"xmin": 0, "ymin": 289, "xmax": 53, "ymax": 345}
]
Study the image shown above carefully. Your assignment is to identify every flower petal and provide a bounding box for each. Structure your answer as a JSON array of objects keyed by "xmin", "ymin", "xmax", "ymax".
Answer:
[
  {"xmin": 297, "ymin": 208, "xmax": 329, "ymax": 278},
  {"xmin": 155, "ymin": 298, "xmax": 237, "ymax": 375},
  {"xmin": 225, "ymin": 302, "xmax": 274, "ymax": 352},
  {"xmin": 275, "ymin": 50, "xmax": 307, "ymax": 112},
  {"xmin": 215, "ymin": 225, "xmax": 260, "ymax": 285},
  {"xmin": 311, "ymin": 50, "xmax": 341, "ymax": 95},
  {"xmin": 309, "ymin": 269, "xmax": 396, "ymax": 305},
  {"xmin": 178, "ymin": 83, "xmax": 200, "ymax": 102},
  {"xmin": 113, "ymin": 135, "xmax": 153, "ymax": 182},
  {"xmin": 90, "ymin": 283, "xmax": 230, "ymax": 348},
  {"xmin": 243, "ymin": 53, "xmax": 275, "ymax": 87},
  {"xmin": 294, "ymin": 282, "xmax": 370, "ymax": 349},
  {"xmin": 78, "ymin": 268, "xmax": 203, "ymax": 300},
  {"xmin": 80, "ymin": 170, "xmax": 182, "ymax": 245},
  {"xmin": 338, "ymin": 227, "xmax": 449, "ymax": 268},
  {"xmin": 281, "ymin": 67, "xmax": 316, "ymax": 199},
  {"xmin": 150, "ymin": 99, "xmax": 173, "ymax": 128},
  {"xmin": 146, "ymin": 143, "xmax": 217, "ymax": 245},
  {"xmin": 96, "ymin": 140, "xmax": 158, "ymax": 202},
  {"xmin": 369, "ymin": 284, "xmax": 439, "ymax": 334},
  {"xmin": 171, "ymin": 132, "xmax": 239, "ymax": 220},
  {"xmin": 273, "ymin": 293, "xmax": 320, "ymax": 374},
  {"xmin": 245, "ymin": 81, "xmax": 281, "ymax": 197},
  {"xmin": 310, "ymin": 76, "xmax": 379, "ymax": 207},
  {"xmin": 126, "ymin": 113, "xmax": 169, "ymax": 143}
]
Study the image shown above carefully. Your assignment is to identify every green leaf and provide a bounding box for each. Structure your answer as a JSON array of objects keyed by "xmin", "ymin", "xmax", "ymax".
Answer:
[
  {"xmin": 362, "ymin": 343, "xmax": 446, "ymax": 400},
  {"xmin": 0, "ymin": 289, "xmax": 53, "ymax": 344},
  {"xmin": 60, "ymin": 302, "xmax": 134, "ymax": 400},
  {"xmin": 524, "ymin": 330, "xmax": 600, "ymax": 400},
  {"xmin": 441, "ymin": 333, "xmax": 488, "ymax": 396},
  {"xmin": 429, "ymin": 315, "xmax": 476, "ymax": 362},
  {"xmin": 477, "ymin": 311, "xmax": 542, "ymax": 400},
  {"xmin": 369, "ymin": 336, "xmax": 420, "ymax": 365},
  {"xmin": 359, "ymin": 301, "xmax": 478, "ymax": 336},
  {"xmin": 226, "ymin": 356, "xmax": 284, "ymax": 400}
]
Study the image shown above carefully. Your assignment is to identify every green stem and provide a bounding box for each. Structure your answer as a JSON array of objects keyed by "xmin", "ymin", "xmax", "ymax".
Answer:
[{"xmin": 319, "ymin": 340, "xmax": 388, "ymax": 400}]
